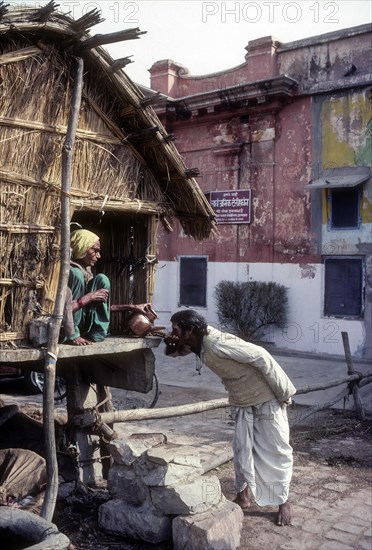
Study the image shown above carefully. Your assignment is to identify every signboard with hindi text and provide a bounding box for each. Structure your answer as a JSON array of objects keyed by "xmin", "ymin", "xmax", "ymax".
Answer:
[{"xmin": 207, "ymin": 189, "xmax": 251, "ymax": 224}]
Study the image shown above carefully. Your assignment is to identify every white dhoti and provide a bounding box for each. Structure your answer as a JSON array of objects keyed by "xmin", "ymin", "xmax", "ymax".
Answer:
[{"xmin": 232, "ymin": 399, "xmax": 293, "ymax": 506}]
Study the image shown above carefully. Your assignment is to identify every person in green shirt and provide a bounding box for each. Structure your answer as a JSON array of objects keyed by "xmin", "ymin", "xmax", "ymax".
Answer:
[{"xmin": 65, "ymin": 229, "xmax": 110, "ymax": 346}]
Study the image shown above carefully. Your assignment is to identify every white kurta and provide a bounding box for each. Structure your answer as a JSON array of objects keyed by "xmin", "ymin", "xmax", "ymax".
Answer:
[
  {"xmin": 199, "ymin": 328, "xmax": 295, "ymax": 506},
  {"xmin": 201, "ymin": 327, "xmax": 296, "ymax": 406}
]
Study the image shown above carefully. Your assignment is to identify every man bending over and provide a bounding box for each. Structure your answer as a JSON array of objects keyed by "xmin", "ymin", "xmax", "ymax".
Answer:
[{"xmin": 164, "ymin": 309, "xmax": 295, "ymax": 526}]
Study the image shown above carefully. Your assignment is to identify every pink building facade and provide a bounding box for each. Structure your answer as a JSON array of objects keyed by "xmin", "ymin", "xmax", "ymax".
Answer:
[{"xmin": 147, "ymin": 24, "xmax": 372, "ymax": 358}]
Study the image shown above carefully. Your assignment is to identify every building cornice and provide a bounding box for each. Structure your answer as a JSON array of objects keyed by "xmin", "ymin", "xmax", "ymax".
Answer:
[
  {"xmin": 277, "ymin": 23, "xmax": 372, "ymax": 52},
  {"xmin": 157, "ymin": 75, "xmax": 298, "ymax": 120}
]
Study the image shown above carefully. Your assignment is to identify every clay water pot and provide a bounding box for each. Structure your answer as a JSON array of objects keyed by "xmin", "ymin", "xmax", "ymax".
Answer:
[
  {"xmin": 138, "ymin": 303, "xmax": 158, "ymax": 322},
  {"xmin": 127, "ymin": 303, "xmax": 159, "ymax": 337},
  {"xmin": 111, "ymin": 303, "xmax": 159, "ymax": 336},
  {"xmin": 128, "ymin": 312, "xmax": 154, "ymax": 337}
]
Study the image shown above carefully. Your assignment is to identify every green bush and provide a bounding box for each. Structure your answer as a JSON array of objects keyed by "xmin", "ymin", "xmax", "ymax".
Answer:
[{"xmin": 214, "ymin": 280, "xmax": 288, "ymax": 341}]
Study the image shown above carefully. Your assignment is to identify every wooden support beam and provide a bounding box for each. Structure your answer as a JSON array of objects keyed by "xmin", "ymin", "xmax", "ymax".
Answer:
[
  {"xmin": 162, "ymin": 134, "xmax": 176, "ymax": 143},
  {"xmin": 41, "ymin": 56, "xmax": 84, "ymax": 523},
  {"xmin": 140, "ymin": 93, "xmax": 161, "ymax": 108},
  {"xmin": 82, "ymin": 28, "xmax": 147, "ymax": 50},
  {"xmin": 126, "ymin": 126, "xmax": 159, "ymax": 142},
  {"xmin": 0, "ymin": 115, "xmax": 122, "ymax": 144},
  {"xmin": 0, "ymin": 278, "xmax": 44, "ymax": 288},
  {"xmin": 70, "ymin": 198, "xmax": 161, "ymax": 215},
  {"xmin": 185, "ymin": 168, "xmax": 201, "ymax": 178},
  {"xmin": 70, "ymin": 370, "xmax": 371, "ymax": 432},
  {"xmin": 0, "ymin": 222, "xmax": 55, "ymax": 234},
  {"xmin": 295, "ymin": 373, "xmax": 363, "ymax": 395},
  {"xmin": 121, "ymin": 104, "xmax": 136, "ymax": 116},
  {"xmin": 75, "ymin": 398, "xmax": 229, "ymax": 427},
  {"xmin": 290, "ymin": 387, "xmax": 350, "ymax": 426},
  {"xmin": 342, "ymin": 331, "xmax": 365, "ymax": 420},
  {"xmin": 110, "ymin": 56, "xmax": 133, "ymax": 72},
  {"xmin": 0, "ymin": 46, "xmax": 42, "ymax": 65}
]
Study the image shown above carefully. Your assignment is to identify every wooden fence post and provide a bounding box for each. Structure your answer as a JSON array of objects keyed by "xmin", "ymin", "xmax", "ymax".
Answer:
[{"xmin": 342, "ymin": 331, "xmax": 365, "ymax": 421}]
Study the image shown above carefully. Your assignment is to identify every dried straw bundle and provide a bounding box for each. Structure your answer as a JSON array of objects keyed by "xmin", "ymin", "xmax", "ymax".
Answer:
[
  {"xmin": 0, "ymin": 41, "xmax": 167, "ymax": 344},
  {"xmin": 0, "ymin": 8, "xmax": 216, "ymax": 346}
]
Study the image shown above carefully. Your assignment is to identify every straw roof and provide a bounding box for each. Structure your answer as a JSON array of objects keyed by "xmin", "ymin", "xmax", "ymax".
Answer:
[
  {"xmin": 0, "ymin": 2, "xmax": 216, "ymax": 239},
  {"xmin": 0, "ymin": 2, "xmax": 217, "ymax": 344}
]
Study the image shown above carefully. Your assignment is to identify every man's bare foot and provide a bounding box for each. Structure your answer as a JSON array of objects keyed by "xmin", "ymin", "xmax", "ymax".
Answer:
[
  {"xmin": 233, "ymin": 487, "xmax": 250, "ymax": 510},
  {"xmin": 277, "ymin": 501, "xmax": 292, "ymax": 525},
  {"xmin": 67, "ymin": 337, "xmax": 93, "ymax": 346}
]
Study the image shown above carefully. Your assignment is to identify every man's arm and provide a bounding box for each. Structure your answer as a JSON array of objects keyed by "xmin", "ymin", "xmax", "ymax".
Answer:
[{"xmin": 212, "ymin": 337, "xmax": 296, "ymax": 401}]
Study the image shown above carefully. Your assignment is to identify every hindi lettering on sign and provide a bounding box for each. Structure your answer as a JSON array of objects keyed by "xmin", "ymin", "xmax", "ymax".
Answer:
[{"xmin": 207, "ymin": 189, "xmax": 251, "ymax": 224}]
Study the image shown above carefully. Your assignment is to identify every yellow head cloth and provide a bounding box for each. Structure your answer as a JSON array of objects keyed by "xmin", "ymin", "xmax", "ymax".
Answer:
[{"xmin": 70, "ymin": 229, "xmax": 99, "ymax": 259}]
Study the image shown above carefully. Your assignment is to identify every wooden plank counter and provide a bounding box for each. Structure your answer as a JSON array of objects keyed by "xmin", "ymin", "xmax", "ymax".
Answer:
[{"xmin": 0, "ymin": 336, "xmax": 162, "ymax": 364}]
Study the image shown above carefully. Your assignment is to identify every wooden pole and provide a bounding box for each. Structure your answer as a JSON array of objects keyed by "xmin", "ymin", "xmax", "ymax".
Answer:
[
  {"xmin": 41, "ymin": 57, "xmax": 84, "ymax": 522},
  {"xmin": 75, "ymin": 398, "xmax": 230, "ymax": 427},
  {"xmin": 110, "ymin": 57, "xmax": 133, "ymax": 72},
  {"xmin": 70, "ymin": 371, "xmax": 371, "ymax": 431},
  {"xmin": 341, "ymin": 331, "xmax": 365, "ymax": 421},
  {"xmin": 289, "ymin": 387, "xmax": 350, "ymax": 426},
  {"xmin": 342, "ymin": 331, "xmax": 354, "ymax": 375},
  {"xmin": 53, "ymin": 374, "xmax": 372, "ymax": 430},
  {"xmin": 82, "ymin": 28, "xmax": 146, "ymax": 50},
  {"xmin": 295, "ymin": 373, "xmax": 363, "ymax": 394}
]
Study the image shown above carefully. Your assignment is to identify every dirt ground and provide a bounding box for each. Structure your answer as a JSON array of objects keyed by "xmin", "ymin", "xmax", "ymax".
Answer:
[{"xmin": 50, "ymin": 383, "xmax": 372, "ymax": 550}]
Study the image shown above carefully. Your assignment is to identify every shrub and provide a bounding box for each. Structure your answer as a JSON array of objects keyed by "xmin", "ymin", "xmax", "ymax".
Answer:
[{"xmin": 214, "ymin": 280, "xmax": 288, "ymax": 341}]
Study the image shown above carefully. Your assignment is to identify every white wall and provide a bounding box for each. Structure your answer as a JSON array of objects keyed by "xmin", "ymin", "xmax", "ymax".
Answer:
[{"xmin": 152, "ymin": 260, "xmax": 365, "ymax": 357}]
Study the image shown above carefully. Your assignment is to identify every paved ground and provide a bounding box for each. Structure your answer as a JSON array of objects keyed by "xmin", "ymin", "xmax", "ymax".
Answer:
[
  {"xmin": 133, "ymin": 344, "xmax": 372, "ymax": 550},
  {"xmin": 1, "ymin": 343, "xmax": 371, "ymax": 550}
]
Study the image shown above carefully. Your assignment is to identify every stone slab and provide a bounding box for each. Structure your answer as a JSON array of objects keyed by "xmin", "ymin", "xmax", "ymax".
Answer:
[
  {"xmin": 151, "ymin": 475, "xmax": 222, "ymax": 515},
  {"xmin": 98, "ymin": 499, "xmax": 172, "ymax": 544},
  {"xmin": 172, "ymin": 500, "xmax": 243, "ymax": 550}
]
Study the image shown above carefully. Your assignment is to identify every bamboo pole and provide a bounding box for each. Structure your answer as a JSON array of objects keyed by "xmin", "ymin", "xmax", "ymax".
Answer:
[
  {"xmin": 41, "ymin": 57, "xmax": 84, "ymax": 522},
  {"xmin": 53, "ymin": 374, "xmax": 372, "ymax": 430},
  {"xmin": 289, "ymin": 386, "xmax": 350, "ymax": 426},
  {"xmin": 0, "ymin": 114, "xmax": 122, "ymax": 144},
  {"xmin": 70, "ymin": 372, "xmax": 372, "ymax": 431},
  {"xmin": 295, "ymin": 373, "xmax": 363, "ymax": 394},
  {"xmin": 0, "ymin": 46, "xmax": 42, "ymax": 65},
  {"xmin": 76, "ymin": 398, "xmax": 230, "ymax": 427}
]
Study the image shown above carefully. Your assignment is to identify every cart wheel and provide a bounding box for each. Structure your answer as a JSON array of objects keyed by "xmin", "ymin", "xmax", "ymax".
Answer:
[
  {"xmin": 24, "ymin": 371, "xmax": 67, "ymax": 401},
  {"xmin": 111, "ymin": 373, "xmax": 159, "ymax": 410}
]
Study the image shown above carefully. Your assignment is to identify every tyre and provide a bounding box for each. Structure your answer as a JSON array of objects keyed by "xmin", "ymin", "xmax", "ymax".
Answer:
[
  {"xmin": 24, "ymin": 371, "xmax": 66, "ymax": 401},
  {"xmin": 110, "ymin": 373, "xmax": 159, "ymax": 410}
]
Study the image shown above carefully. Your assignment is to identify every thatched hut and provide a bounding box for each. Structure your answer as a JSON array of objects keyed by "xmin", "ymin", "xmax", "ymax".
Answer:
[{"xmin": 0, "ymin": 3, "xmax": 216, "ymax": 348}]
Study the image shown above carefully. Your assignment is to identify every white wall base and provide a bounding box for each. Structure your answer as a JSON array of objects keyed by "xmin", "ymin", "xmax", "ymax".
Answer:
[{"xmin": 152, "ymin": 261, "xmax": 365, "ymax": 358}]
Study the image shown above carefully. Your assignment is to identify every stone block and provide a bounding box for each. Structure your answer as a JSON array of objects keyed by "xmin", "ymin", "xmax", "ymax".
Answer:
[
  {"xmin": 98, "ymin": 499, "xmax": 172, "ymax": 544},
  {"xmin": 109, "ymin": 432, "xmax": 167, "ymax": 465},
  {"xmin": 146, "ymin": 443, "xmax": 203, "ymax": 468},
  {"xmin": 107, "ymin": 464, "xmax": 150, "ymax": 506},
  {"xmin": 151, "ymin": 475, "xmax": 222, "ymax": 515},
  {"xmin": 172, "ymin": 500, "xmax": 243, "ymax": 550},
  {"xmin": 135, "ymin": 456, "xmax": 203, "ymax": 487},
  {"xmin": 134, "ymin": 444, "xmax": 204, "ymax": 486}
]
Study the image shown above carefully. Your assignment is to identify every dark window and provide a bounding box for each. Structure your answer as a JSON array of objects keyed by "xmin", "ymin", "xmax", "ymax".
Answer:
[
  {"xmin": 330, "ymin": 188, "xmax": 360, "ymax": 228},
  {"xmin": 179, "ymin": 257, "xmax": 207, "ymax": 307},
  {"xmin": 324, "ymin": 258, "xmax": 363, "ymax": 317}
]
